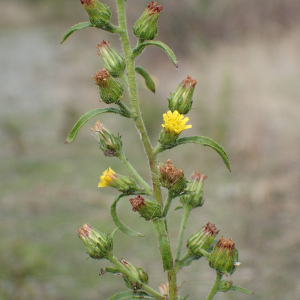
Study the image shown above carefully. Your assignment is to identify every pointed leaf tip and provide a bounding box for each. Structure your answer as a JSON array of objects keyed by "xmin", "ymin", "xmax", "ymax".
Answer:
[
  {"xmin": 135, "ymin": 67, "xmax": 156, "ymax": 93},
  {"xmin": 61, "ymin": 22, "xmax": 93, "ymax": 44}
]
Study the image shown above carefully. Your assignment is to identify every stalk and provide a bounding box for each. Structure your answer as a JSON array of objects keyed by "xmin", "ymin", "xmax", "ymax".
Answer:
[
  {"xmin": 175, "ymin": 205, "xmax": 191, "ymax": 262},
  {"xmin": 116, "ymin": 1, "xmax": 178, "ymax": 298},
  {"xmin": 206, "ymin": 272, "xmax": 223, "ymax": 300},
  {"xmin": 116, "ymin": 0, "xmax": 163, "ymax": 206},
  {"xmin": 117, "ymin": 151, "xmax": 152, "ymax": 194},
  {"xmin": 109, "ymin": 255, "xmax": 165, "ymax": 299}
]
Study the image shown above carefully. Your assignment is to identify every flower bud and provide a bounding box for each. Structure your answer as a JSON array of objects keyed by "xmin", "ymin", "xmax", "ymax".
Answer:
[
  {"xmin": 119, "ymin": 259, "xmax": 149, "ymax": 290},
  {"xmin": 158, "ymin": 159, "xmax": 187, "ymax": 195},
  {"xmin": 187, "ymin": 222, "xmax": 219, "ymax": 259},
  {"xmin": 77, "ymin": 223, "xmax": 113, "ymax": 259},
  {"xmin": 209, "ymin": 237, "xmax": 239, "ymax": 275},
  {"xmin": 159, "ymin": 282, "xmax": 169, "ymax": 297},
  {"xmin": 180, "ymin": 172, "xmax": 207, "ymax": 208},
  {"xmin": 96, "ymin": 41, "xmax": 126, "ymax": 78},
  {"xmin": 92, "ymin": 68, "xmax": 123, "ymax": 104},
  {"xmin": 80, "ymin": 0, "xmax": 111, "ymax": 29},
  {"xmin": 219, "ymin": 280, "xmax": 233, "ymax": 293},
  {"xmin": 91, "ymin": 121, "xmax": 122, "ymax": 157},
  {"xmin": 133, "ymin": 2, "xmax": 163, "ymax": 40},
  {"xmin": 98, "ymin": 167, "xmax": 140, "ymax": 194},
  {"xmin": 159, "ymin": 110, "xmax": 192, "ymax": 148},
  {"xmin": 129, "ymin": 195, "xmax": 162, "ymax": 221},
  {"xmin": 168, "ymin": 75, "xmax": 197, "ymax": 115}
]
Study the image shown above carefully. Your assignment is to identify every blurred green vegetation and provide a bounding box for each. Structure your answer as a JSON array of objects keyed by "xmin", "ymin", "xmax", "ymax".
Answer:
[{"xmin": 1, "ymin": 0, "xmax": 300, "ymax": 299}]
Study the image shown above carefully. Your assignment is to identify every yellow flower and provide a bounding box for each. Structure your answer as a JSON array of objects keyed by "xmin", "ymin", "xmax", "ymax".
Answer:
[
  {"xmin": 98, "ymin": 167, "xmax": 117, "ymax": 187},
  {"xmin": 162, "ymin": 110, "xmax": 192, "ymax": 135}
]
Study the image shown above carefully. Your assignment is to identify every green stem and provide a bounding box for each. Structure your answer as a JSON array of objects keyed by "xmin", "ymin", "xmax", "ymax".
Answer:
[
  {"xmin": 116, "ymin": 1, "xmax": 177, "ymax": 298},
  {"xmin": 115, "ymin": 99, "xmax": 132, "ymax": 117},
  {"xmin": 162, "ymin": 191, "xmax": 174, "ymax": 217},
  {"xmin": 175, "ymin": 252, "xmax": 193, "ymax": 272},
  {"xmin": 117, "ymin": 151, "xmax": 152, "ymax": 194},
  {"xmin": 116, "ymin": 0, "xmax": 163, "ymax": 207},
  {"xmin": 120, "ymin": 72, "xmax": 129, "ymax": 86},
  {"xmin": 206, "ymin": 272, "xmax": 223, "ymax": 300},
  {"xmin": 175, "ymin": 205, "xmax": 191, "ymax": 262},
  {"xmin": 108, "ymin": 255, "xmax": 165, "ymax": 299},
  {"xmin": 153, "ymin": 143, "xmax": 165, "ymax": 155}
]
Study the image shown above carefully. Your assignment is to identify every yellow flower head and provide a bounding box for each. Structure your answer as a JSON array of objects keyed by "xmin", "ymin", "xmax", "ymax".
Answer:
[
  {"xmin": 98, "ymin": 167, "xmax": 117, "ymax": 187},
  {"xmin": 162, "ymin": 110, "xmax": 192, "ymax": 135}
]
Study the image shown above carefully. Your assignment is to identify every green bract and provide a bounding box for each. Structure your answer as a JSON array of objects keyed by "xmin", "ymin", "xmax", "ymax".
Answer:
[
  {"xmin": 77, "ymin": 224, "xmax": 113, "ymax": 259},
  {"xmin": 187, "ymin": 222, "xmax": 219, "ymax": 259},
  {"xmin": 97, "ymin": 41, "xmax": 126, "ymax": 78},
  {"xmin": 80, "ymin": 0, "xmax": 111, "ymax": 29},
  {"xmin": 168, "ymin": 75, "xmax": 197, "ymax": 115},
  {"xmin": 92, "ymin": 68, "xmax": 124, "ymax": 104},
  {"xmin": 133, "ymin": 2, "xmax": 162, "ymax": 40}
]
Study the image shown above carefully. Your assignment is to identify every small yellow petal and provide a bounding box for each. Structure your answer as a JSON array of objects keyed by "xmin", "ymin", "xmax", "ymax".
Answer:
[{"xmin": 161, "ymin": 110, "xmax": 192, "ymax": 135}]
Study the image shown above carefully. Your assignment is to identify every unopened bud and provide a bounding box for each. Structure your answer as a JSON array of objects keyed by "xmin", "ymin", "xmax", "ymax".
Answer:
[
  {"xmin": 180, "ymin": 172, "xmax": 207, "ymax": 208},
  {"xmin": 168, "ymin": 75, "xmax": 197, "ymax": 115},
  {"xmin": 98, "ymin": 167, "xmax": 140, "ymax": 194},
  {"xmin": 119, "ymin": 259, "xmax": 149, "ymax": 290},
  {"xmin": 209, "ymin": 237, "xmax": 239, "ymax": 275},
  {"xmin": 129, "ymin": 195, "xmax": 162, "ymax": 221},
  {"xmin": 80, "ymin": 0, "xmax": 111, "ymax": 29},
  {"xmin": 187, "ymin": 222, "xmax": 219, "ymax": 259},
  {"xmin": 92, "ymin": 68, "xmax": 123, "ymax": 104},
  {"xmin": 91, "ymin": 121, "xmax": 122, "ymax": 157},
  {"xmin": 96, "ymin": 41, "xmax": 126, "ymax": 78},
  {"xmin": 159, "ymin": 110, "xmax": 192, "ymax": 148},
  {"xmin": 77, "ymin": 223, "xmax": 113, "ymax": 259},
  {"xmin": 133, "ymin": 2, "xmax": 162, "ymax": 40},
  {"xmin": 219, "ymin": 280, "xmax": 233, "ymax": 292},
  {"xmin": 158, "ymin": 159, "xmax": 186, "ymax": 195},
  {"xmin": 159, "ymin": 282, "xmax": 169, "ymax": 296}
]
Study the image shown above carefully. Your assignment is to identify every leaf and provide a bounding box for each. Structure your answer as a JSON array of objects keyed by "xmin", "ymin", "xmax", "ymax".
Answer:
[
  {"xmin": 111, "ymin": 194, "xmax": 144, "ymax": 237},
  {"xmin": 175, "ymin": 206, "xmax": 183, "ymax": 211},
  {"xmin": 109, "ymin": 291, "xmax": 154, "ymax": 300},
  {"xmin": 61, "ymin": 22, "xmax": 93, "ymax": 44},
  {"xmin": 230, "ymin": 286, "xmax": 254, "ymax": 295},
  {"xmin": 132, "ymin": 41, "xmax": 178, "ymax": 68},
  {"xmin": 135, "ymin": 67, "xmax": 155, "ymax": 93},
  {"xmin": 176, "ymin": 136, "xmax": 231, "ymax": 171},
  {"xmin": 65, "ymin": 107, "xmax": 123, "ymax": 143}
]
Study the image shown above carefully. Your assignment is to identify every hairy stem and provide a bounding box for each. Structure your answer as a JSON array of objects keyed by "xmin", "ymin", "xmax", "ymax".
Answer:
[
  {"xmin": 116, "ymin": 0, "xmax": 163, "ymax": 206},
  {"xmin": 116, "ymin": 1, "xmax": 177, "ymax": 298},
  {"xmin": 206, "ymin": 272, "xmax": 223, "ymax": 300},
  {"xmin": 162, "ymin": 191, "xmax": 174, "ymax": 217},
  {"xmin": 109, "ymin": 255, "xmax": 165, "ymax": 299},
  {"xmin": 117, "ymin": 151, "xmax": 152, "ymax": 194},
  {"xmin": 175, "ymin": 205, "xmax": 191, "ymax": 262}
]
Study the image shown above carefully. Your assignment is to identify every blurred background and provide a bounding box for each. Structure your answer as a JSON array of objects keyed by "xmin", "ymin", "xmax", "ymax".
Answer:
[{"xmin": 1, "ymin": 0, "xmax": 300, "ymax": 299}]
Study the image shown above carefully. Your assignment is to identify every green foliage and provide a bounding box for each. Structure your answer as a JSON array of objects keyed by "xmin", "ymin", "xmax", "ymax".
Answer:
[
  {"xmin": 135, "ymin": 67, "xmax": 155, "ymax": 93},
  {"xmin": 61, "ymin": 21, "xmax": 93, "ymax": 44},
  {"xmin": 132, "ymin": 41, "xmax": 178, "ymax": 67},
  {"xmin": 65, "ymin": 108, "xmax": 124, "ymax": 143}
]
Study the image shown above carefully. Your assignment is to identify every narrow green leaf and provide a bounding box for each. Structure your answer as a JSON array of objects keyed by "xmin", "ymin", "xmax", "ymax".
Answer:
[
  {"xmin": 176, "ymin": 136, "xmax": 231, "ymax": 171},
  {"xmin": 135, "ymin": 67, "xmax": 155, "ymax": 93},
  {"xmin": 230, "ymin": 286, "xmax": 253, "ymax": 295},
  {"xmin": 61, "ymin": 22, "xmax": 93, "ymax": 44},
  {"xmin": 109, "ymin": 291, "xmax": 154, "ymax": 300},
  {"xmin": 65, "ymin": 107, "xmax": 123, "ymax": 144},
  {"xmin": 175, "ymin": 206, "xmax": 183, "ymax": 211},
  {"xmin": 111, "ymin": 194, "xmax": 144, "ymax": 237},
  {"xmin": 132, "ymin": 41, "xmax": 178, "ymax": 68}
]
